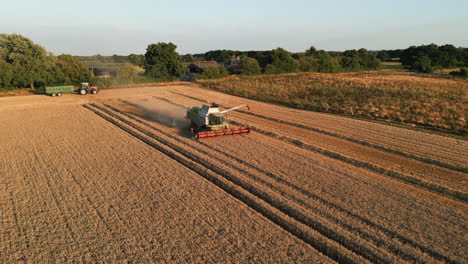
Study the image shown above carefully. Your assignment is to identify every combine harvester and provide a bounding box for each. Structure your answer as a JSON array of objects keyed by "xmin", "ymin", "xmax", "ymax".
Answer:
[{"xmin": 186, "ymin": 103, "xmax": 251, "ymax": 140}]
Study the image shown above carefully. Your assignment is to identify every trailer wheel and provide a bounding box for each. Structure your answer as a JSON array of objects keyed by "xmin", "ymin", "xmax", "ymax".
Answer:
[
  {"xmin": 91, "ymin": 89, "xmax": 97, "ymax": 95},
  {"xmin": 51, "ymin": 93, "xmax": 56, "ymax": 97},
  {"xmin": 57, "ymin": 92, "xmax": 62, "ymax": 96},
  {"xmin": 79, "ymin": 89, "xmax": 87, "ymax": 95}
]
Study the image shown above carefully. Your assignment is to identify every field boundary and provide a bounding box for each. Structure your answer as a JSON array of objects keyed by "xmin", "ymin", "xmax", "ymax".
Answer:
[{"xmin": 230, "ymin": 119, "xmax": 467, "ymax": 203}]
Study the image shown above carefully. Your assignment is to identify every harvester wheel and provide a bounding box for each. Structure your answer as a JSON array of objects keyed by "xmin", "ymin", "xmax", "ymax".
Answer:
[
  {"xmin": 91, "ymin": 89, "xmax": 97, "ymax": 95},
  {"xmin": 57, "ymin": 92, "xmax": 62, "ymax": 96},
  {"xmin": 79, "ymin": 89, "xmax": 87, "ymax": 95}
]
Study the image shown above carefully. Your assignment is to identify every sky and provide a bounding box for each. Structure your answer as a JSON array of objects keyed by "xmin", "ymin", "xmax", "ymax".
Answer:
[{"xmin": 1, "ymin": 0, "xmax": 467, "ymax": 55}]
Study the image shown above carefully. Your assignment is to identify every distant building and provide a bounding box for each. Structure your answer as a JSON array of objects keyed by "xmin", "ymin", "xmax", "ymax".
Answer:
[
  {"xmin": 226, "ymin": 57, "xmax": 243, "ymax": 74},
  {"xmin": 186, "ymin": 61, "xmax": 222, "ymax": 73},
  {"xmin": 226, "ymin": 64, "xmax": 243, "ymax": 74},
  {"xmin": 81, "ymin": 60, "xmax": 119, "ymax": 77},
  {"xmin": 92, "ymin": 67, "xmax": 118, "ymax": 78}
]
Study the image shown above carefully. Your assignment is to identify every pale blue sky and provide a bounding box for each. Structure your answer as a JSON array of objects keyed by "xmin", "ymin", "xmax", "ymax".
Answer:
[{"xmin": 1, "ymin": 0, "xmax": 467, "ymax": 55}]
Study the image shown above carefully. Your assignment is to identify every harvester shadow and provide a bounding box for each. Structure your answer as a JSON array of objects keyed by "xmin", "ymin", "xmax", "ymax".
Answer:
[{"xmin": 118, "ymin": 99, "xmax": 193, "ymax": 139}]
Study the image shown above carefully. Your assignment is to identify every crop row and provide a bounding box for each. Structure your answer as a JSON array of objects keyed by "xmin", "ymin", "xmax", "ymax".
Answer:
[
  {"xmin": 171, "ymin": 90, "xmax": 467, "ymax": 173},
  {"xmin": 84, "ymin": 102, "xmax": 460, "ymax": 263}
]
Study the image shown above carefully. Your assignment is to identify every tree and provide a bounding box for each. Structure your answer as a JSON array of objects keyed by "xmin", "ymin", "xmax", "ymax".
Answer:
[
  {"xmin": 205, "ymin": 50, "xmax": 236, "ymax": 64},
  {"xmin": 181, "ymin": 54, "xmax": 195, "ymax": 63},
  {"xmin": 247, "ymin": 50, "xmax": 273, "ymax": 70},
  {"xmin": 438, "ymin": 44, "xmax": 459, "ymax": 67},
  {"xmin": 366, "ymin": 56, "xmax": 381, "ymax": 69},
  {"xmin": 316, "ymin": 50, "xmax": 341, "ymax": 73},
  {"xmin": 376, "ymin": 51, "xmax": 390, "ymax": 62},
  {"xmin": 0, "ymin": 60, "xmax": 13, "ymax": 88},
  {"xmin": 195, "ymin": 65, "xmax": 229, "ymax": 80},
  {"xmin": 144, "ymin": 42, "xmax": 186, "ymax": 80},
  {"xmin": 56, "ymin": 54, "xmax": 93, "ymax": 84},
  {"xmin": 118, "ymin": 62, "xmax": 139, "ymax": 81},
  {"xmin": 297, "ymin": 56, "xmax": 319, "ymax": 72},
  {"xmin": 413, "ymin": 56, "xmax": 433, "ymax": 73},
  {"xmin": 340, "ymin": 49, "xmax": 380, "ymax": 70},
  {"xmin": 400, "ymin": 44, "xmax": 466, "ymax": 72},
  {"xmin": 305, "ymin": 46, "xmax": 318, "ymax": 57},
  {"xmin": 265, "ymin": 48, "xmax": 299, "ymax": 74},
  {"xmin": 241, "ymin": 56, "xmax": 261, "ymax": 75},
  {"xmin": 45, "ymin": 56, "xmax": 66, "ymax": 86},
  {"xmin": 0, "ymin": 34, "xmax": 52, "ymax": 88},
  {"xmin": 128, "ymin": 54, "xmax": 144, "ymax": 66},
  {"xmin": 340, "ymin": 50, "xmax": 361, "ymax": 70}
]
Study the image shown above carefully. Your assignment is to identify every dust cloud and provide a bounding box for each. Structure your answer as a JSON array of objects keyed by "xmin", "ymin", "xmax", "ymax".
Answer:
[{"xmin": 121, "ymin": 98, "xmax": 191, "ymax": 129}]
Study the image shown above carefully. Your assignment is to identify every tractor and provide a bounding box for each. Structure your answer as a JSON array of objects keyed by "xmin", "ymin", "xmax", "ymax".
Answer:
[{"xmin": 78, "ymin": 82, "xmax": 99, "ymax": 95}]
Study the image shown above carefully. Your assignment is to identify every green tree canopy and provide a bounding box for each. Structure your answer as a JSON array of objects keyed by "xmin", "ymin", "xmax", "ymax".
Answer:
[
  {"xmin": 0, "ymin": 34, "xmax": 53, "ymax": 88},
  {"xmin": 118, "ymin": 62, "xmax": 139, "ymax": 81},
  {"xmin": 56, "ymin": 54, "xmax": 93, "ymax": 85},
  {"xmin": 0, "ymin": 60, "xmax": 13, "ymax": 88},
  {"xmin": 305, "ymin": 46, "xmax": 318, "ymax": 57},
  {"xmin": 297, "ymin": 56, "xmax": 320, "ymax": 72},
  {"xmin": 316, "ymin": 50, "xmax": 341, "ymax": 73},
  {"xmin": 195, "ymin": 65, "xmax": 229, "ymax": 80},
  {"xmin": 340, "ymin": 49, "xmax": 380, "ymax": 70},
  {"xmin": 265, "ymin": 48, "xmax": 299, "ymax": 74},
  {"xmin": 241, "ymin": 56, "xmax": 262, "ymax": 76},
  {"xmin": 181, "ymin": 54, "xmax": 195, "ymax": 63},
  {"xmin": 400, "ymin": 44, "xmax": 467, "ymax": 72},
  {"xmin": 205, "ymin": 50, "xmax": 238, "ymax": 64},
  {"xmin": 340, "ymin": 52, "xmax": 361, "ymax": 71},
  {"xmin": 144, "ymin": 42, "xmax": 186, "ymax": 80},
  {"xmin": 376, "ymin": 50, "xmax": 390, "ymax": 62},
  {"xmin": 44, "ymin": 56, "xmax": 66, "ymax": 86},
  {"xmin": 413, "ymin": 56, "xmax": 433, "ymax": 73},
  {"xmin": 128, "ymin": 54, "xmax": 144, "ymax": 66}
]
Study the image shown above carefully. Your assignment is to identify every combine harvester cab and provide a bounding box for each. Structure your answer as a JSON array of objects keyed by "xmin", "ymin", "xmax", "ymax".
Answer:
[{"xmin": 186, "ymin": 103, "xmax": 251, "ymax": 140}]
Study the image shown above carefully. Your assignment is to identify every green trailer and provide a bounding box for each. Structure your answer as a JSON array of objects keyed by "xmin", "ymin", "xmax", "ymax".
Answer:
[{"xmin": 45, "ymin": 85, "xmax": 75, "ymax": 96}]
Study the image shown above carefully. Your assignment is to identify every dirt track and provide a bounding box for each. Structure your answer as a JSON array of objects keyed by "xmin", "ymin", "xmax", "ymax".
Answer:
[{"xmin": 0, "ymin": 84, "xmax": 466, "ymax": 263}]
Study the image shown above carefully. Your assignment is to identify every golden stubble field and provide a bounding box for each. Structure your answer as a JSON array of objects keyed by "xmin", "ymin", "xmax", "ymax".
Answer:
[
  {"xmin": 198, "ymin": 71, "xmax": 468, "ymax": 134},
  {"xmin": 0, "ymin": 84, "xmax": 466, "ymax": 263}
]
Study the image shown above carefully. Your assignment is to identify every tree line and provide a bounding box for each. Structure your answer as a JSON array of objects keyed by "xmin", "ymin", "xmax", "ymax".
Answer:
[
  {"xmin": 184, "ymin": 47, "xmax": 381, "ymax": 73},
  {"xmin": 0, "ymin": 34, "xmax": 92, "ymax": 89},
  {"xmin": 400, "ymin": 44, "xmax": 468, "ymax": 73},
  {"xmin": 1, "ymin": 33, "xmax": 466, "ymax": 89}
]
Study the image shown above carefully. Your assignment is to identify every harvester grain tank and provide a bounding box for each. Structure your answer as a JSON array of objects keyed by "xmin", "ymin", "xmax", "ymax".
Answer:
[{"xmin": 186, "ymin": 103, "xmax": 251, "ymax": 140}]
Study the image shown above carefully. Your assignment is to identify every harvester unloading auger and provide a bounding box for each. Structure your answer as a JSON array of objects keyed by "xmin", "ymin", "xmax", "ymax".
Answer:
[{"xmin": 186, "ymin": 103, "xmax": 251, "ymax": 140}]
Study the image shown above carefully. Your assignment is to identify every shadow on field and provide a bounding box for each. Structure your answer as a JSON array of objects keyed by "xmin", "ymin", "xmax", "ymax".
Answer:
[{"xmin": 118, "ymin": 98, "xmax": 193, "ymax": 138}]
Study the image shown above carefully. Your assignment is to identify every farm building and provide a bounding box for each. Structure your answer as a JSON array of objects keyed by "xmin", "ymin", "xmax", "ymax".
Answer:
[
  {"xmin": 227, "ymin": 64, "xmax": 243, "ymax": 74},
  {"xmin": 81, "ymin": 60, "xmax": 119, "ymax": 77},
  {"xmin": 91, "ymin": 67, "xmax": 119, "ymax": 78}
]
